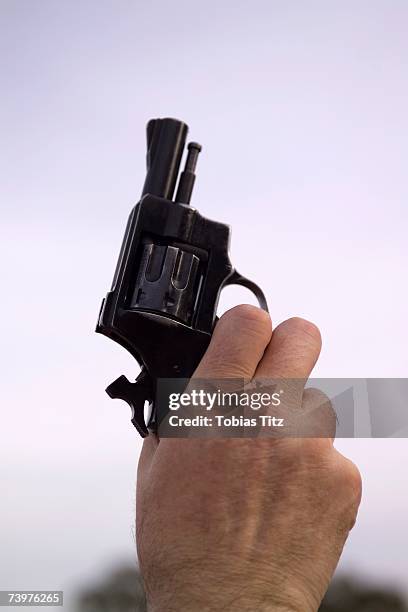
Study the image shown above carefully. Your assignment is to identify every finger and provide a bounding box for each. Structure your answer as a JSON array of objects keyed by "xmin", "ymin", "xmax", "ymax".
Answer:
[
  {"xmin": 299, "ymin": 388, "xmax": 336, "ymax": 442},
  {"xmin": 255, "ymin": 317, "xmax": 321, "ymax": 380},
  {"xmin": 194, "ymin": 304, "xmax": 272, "ymax": 379}
]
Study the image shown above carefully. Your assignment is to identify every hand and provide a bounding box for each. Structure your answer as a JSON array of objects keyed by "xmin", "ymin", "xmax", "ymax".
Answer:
[{"xmin": 136, "ymin": 305, "xmax": 362, "ymax": 612}]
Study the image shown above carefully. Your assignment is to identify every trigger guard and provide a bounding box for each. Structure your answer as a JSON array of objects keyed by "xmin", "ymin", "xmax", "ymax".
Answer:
[{"xmin": 223, "ymin": 270, "xmax": 268, "ymax": 312}]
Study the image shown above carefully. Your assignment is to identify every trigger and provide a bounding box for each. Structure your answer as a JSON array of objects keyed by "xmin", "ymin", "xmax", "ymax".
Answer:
[
  {"xmin": 223, "ymin": 270, "xmax": 268, "ymax": 312},
  {"xmin": 106, "ymin": 369, "xmax": 153, "ymax": 437}
]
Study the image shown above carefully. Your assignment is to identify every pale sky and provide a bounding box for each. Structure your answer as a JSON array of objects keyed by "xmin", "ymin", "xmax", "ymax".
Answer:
[{"xmin": 1, "ymin": 1, "xmax": 408, "ymax": 609}]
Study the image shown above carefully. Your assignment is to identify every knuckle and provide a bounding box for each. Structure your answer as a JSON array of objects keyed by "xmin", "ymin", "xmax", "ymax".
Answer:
[
  {"xmin": 304, "ymin": 450, "xmax": 362, "ymax": 532},
  {"xmin": 302, "ymin": 388, "xmax": 337, "ymax": 436},
  {"xmin": 331, "ymin": 456, "xmax": 363, "ymax": 520},
  {"xmin": 303, "ymin": 387, "xmax": 330, "ymax": 404},
  {"xmin": 344, "ymin": 459, "xmax": 363, "ymax": 502},
  {"xmin": 297, "ymin": 437, "xmax": 333, "ymax": 461}
]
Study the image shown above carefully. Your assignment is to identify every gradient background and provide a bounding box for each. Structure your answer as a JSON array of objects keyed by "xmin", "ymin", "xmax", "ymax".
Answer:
[{"xmin": 1, "ymin": 1, "xmax": 407, "ymax": 609}]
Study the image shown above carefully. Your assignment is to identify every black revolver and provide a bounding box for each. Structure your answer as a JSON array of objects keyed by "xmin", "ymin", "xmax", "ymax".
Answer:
[{"xmin": 96, "ymin": 118, "xmax": 268, "ymax": 437}]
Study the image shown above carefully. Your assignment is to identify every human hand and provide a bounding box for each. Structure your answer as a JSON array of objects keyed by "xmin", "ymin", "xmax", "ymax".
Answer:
[{"xmin": 136, "ymin": 305, "xmax": 362, "ymax": 612}]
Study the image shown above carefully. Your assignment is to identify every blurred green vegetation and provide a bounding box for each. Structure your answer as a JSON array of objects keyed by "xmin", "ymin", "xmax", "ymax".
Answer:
[
  {"xmin": 320, "ymin": 577, "xmax": 407, "ymax": 612},
  {"xmin": 76, "ymin": 565, "xmax": 407, "ymax": 611},
  {"xmin": 76, "ymin": 566, "xmax": 145, "ymax": 611}
]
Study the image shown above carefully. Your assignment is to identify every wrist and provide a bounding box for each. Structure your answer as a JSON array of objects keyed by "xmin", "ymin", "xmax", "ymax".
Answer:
[
  {"xmin": 147, "ymin": 601, "xmax": 299, "ymax": 612},
  {"xmin": 146, "ymin": 587, "xmax": 306, "ymax": 612},
  {"xmin": 142, "ymin": 559, "xmax": 318, "ymax": 612}
]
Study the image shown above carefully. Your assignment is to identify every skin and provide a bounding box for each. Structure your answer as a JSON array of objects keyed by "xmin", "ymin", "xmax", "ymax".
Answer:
[{"xmin": 136, "ymin": 305, "xmax": 362, "ymax": 612}]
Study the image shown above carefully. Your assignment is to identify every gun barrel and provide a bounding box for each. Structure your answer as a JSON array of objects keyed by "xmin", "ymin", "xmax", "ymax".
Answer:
[
  {"xmin": 175, "ymin": 142, "xmax": 202, "ymax": 205},
  {"xmin": 142, "ymin": 118, "xmax": 188, "ymax": 200}
]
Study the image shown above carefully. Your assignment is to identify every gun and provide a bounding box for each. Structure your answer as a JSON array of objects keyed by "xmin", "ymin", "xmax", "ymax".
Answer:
[{"xmin": 96, "ymin": 118, "xmax": 268, "ymax": 437}]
